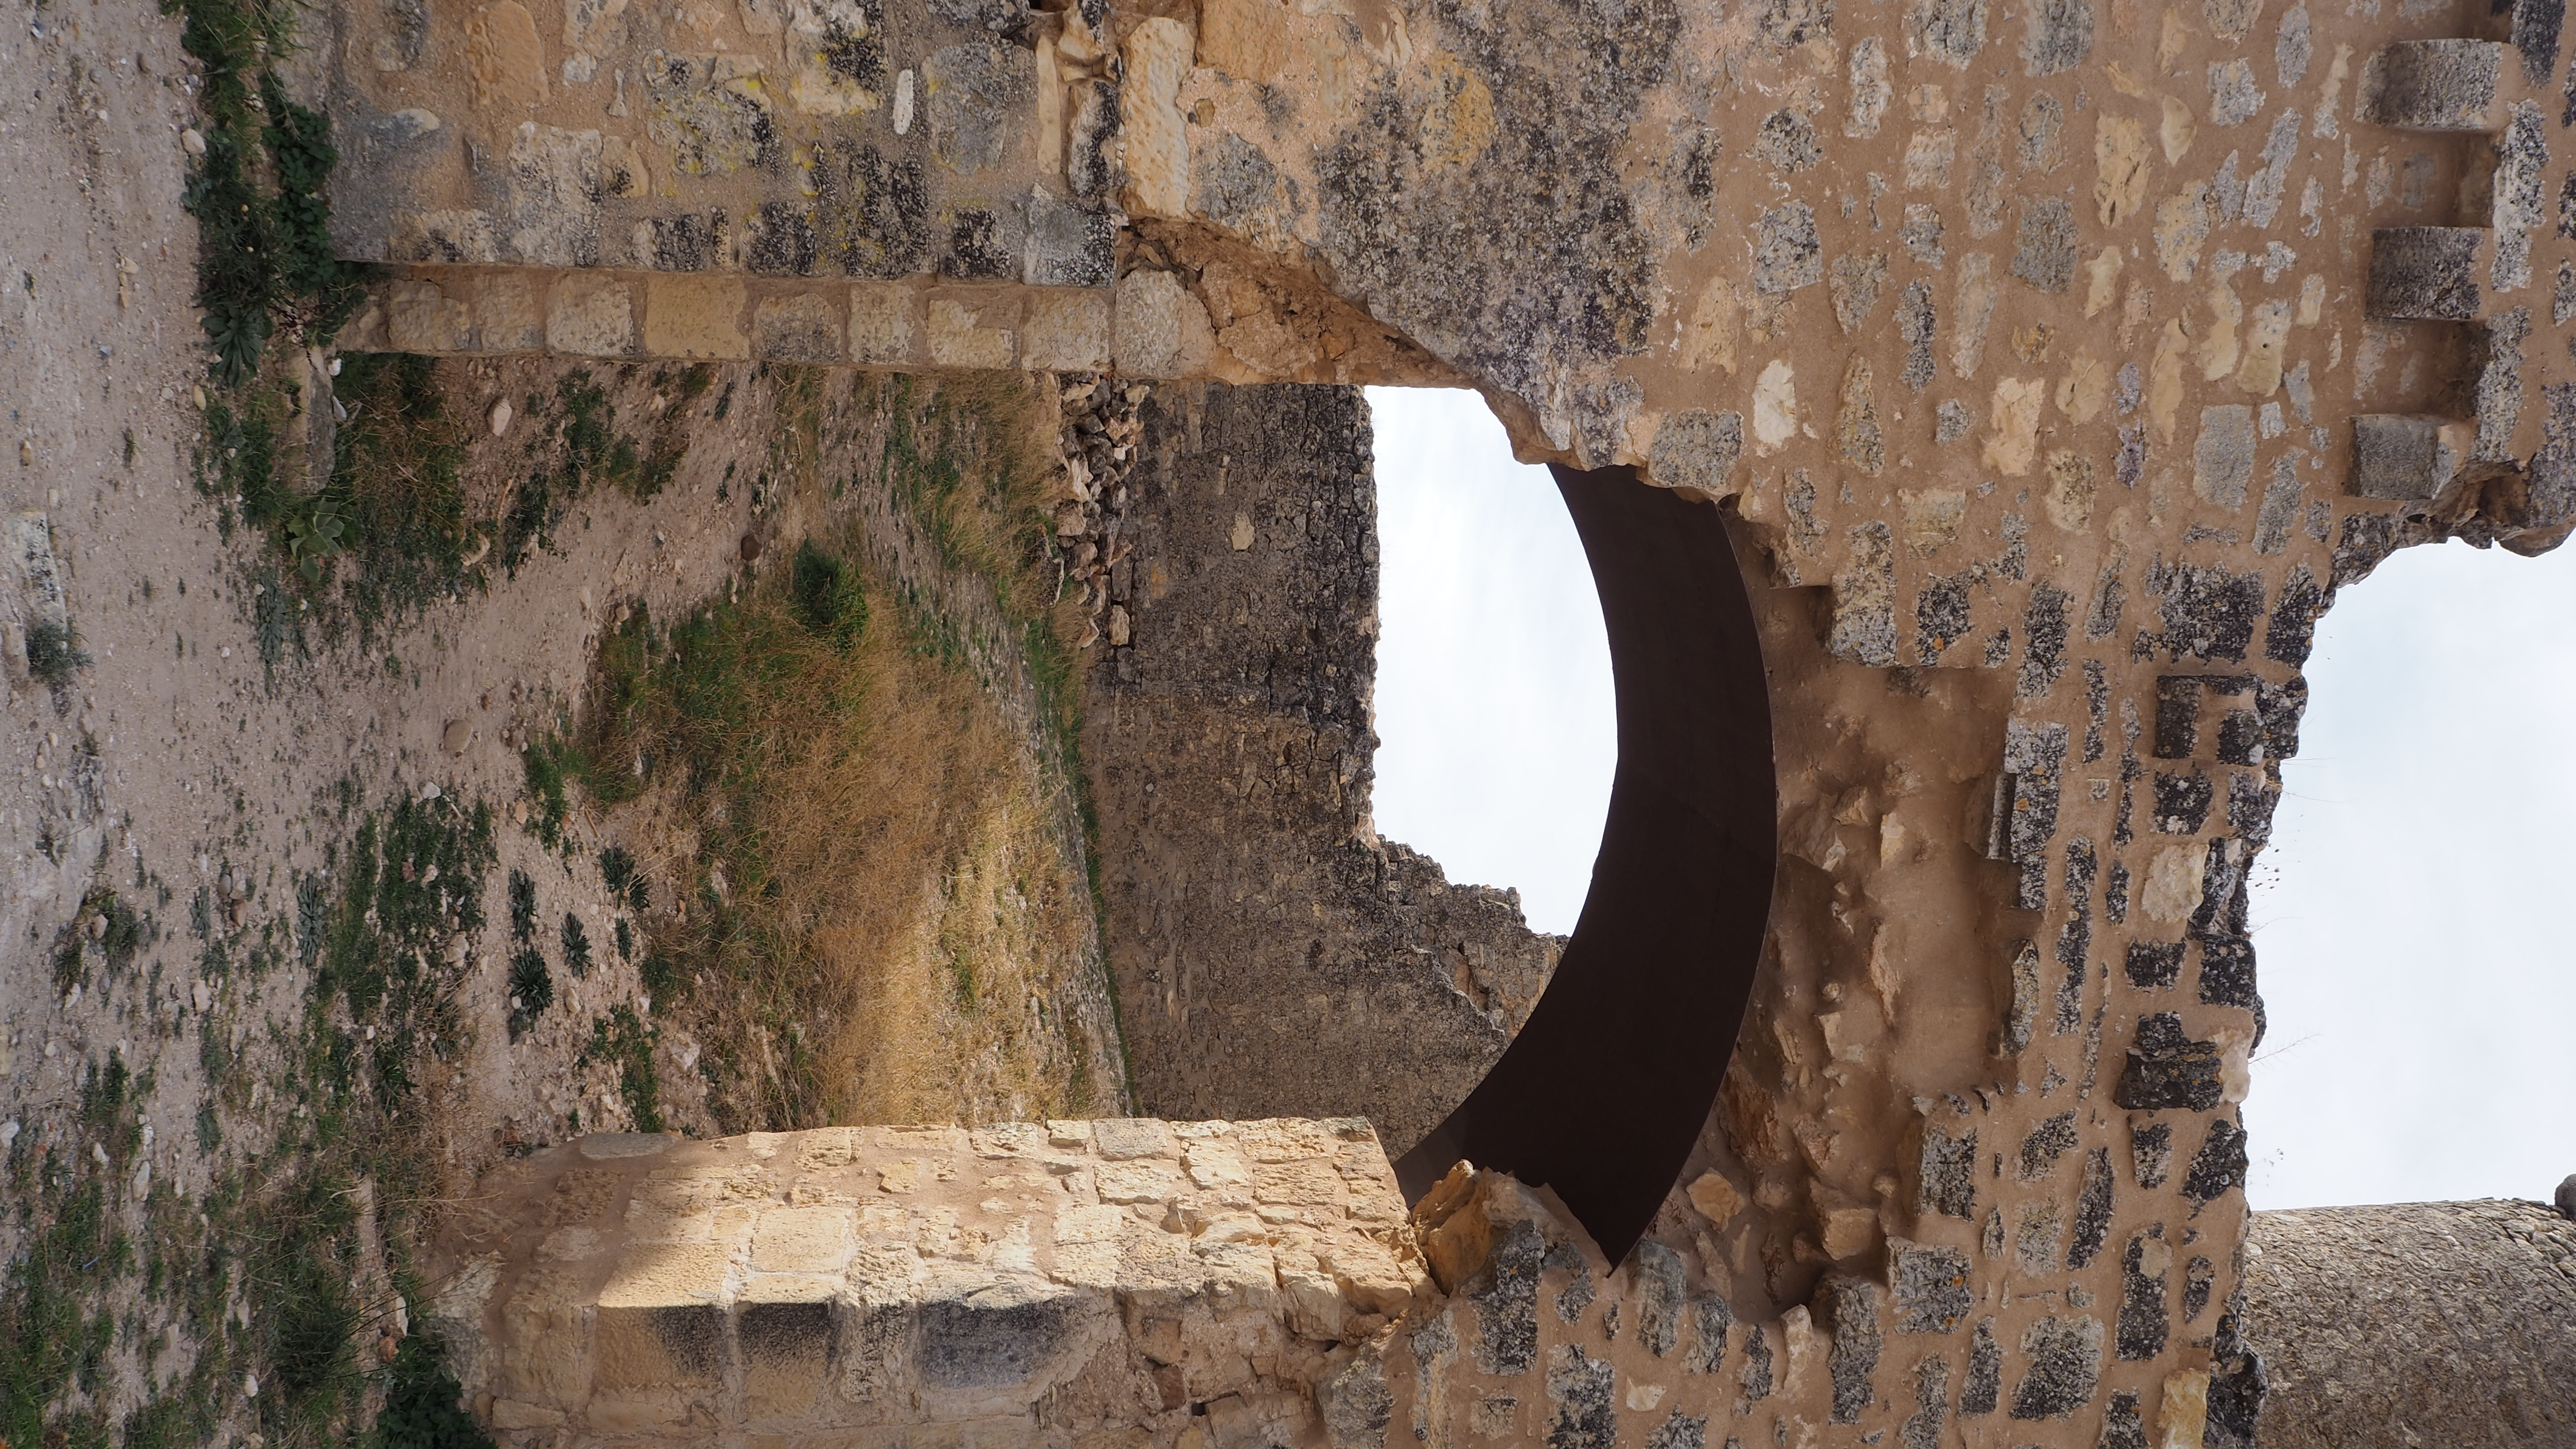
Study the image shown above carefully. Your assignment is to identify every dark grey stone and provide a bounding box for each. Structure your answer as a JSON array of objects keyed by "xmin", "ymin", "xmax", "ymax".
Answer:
[
  {"xmin": 2366, "ymin": 228, "xmax": 2485, "ymax": 320},
  {"xmin": 2152, "ymin": 770, "xmax": 2213, "ymax": 834},
  {"xmin": 1907, "ymin": 0, "xmax": 1987, "ymax": 66},
  {"xmin": 1756, "ymin": 108, "xmax": 1823, "ymax": 171},
  {"xmin": 1545, "ymin": 1344, "xmax": 1618, "ymax": 1449},
  {"xmin": 2198, "ymin": 935, "xmax": 2259, "ymax": 1008},
  {"xmin": 815, "ymin": 141, "xmax": 930, "ymax": 278},
  {"xmin": 1755, "ymin": 202, "xmax": 1824, "ymax": 293},
  {"xmin": 2020, "ymin": 0, "xmax": 2092, "ymax": 74},
  {"xmin": 1648, "ymin": 410, "xmax": 1744, "ymax": 495},
  {"xmin": 2125, "ymin": 941, "xmax": 2183, "ymax": 989},
  {"xmin": 2184, "ymin": 1117, "xmax": 2251, "ymax": 1207},
  {"xmin": 2009, "ymin": 197, "xmax": 2077, "ymax": 292},
  {"xmin": 2149, "ymin": 564, "xmax": 2266, "ymax": 664},
  {"xmin": 1936, "ymin": 398, "xmax": 1973, "ymax": 442},
  {"xmin": 2002, "ymin": 721, "xmax": 2068, "ymax": 909},
  {"xmin": 2184, "ymin": 1253, "xmax": 2214, "ymax": 1320},
  {"xmin": 2253, "ymin": 456, "xmax": 2302, "ymax": 555},
  {"xmin": 1546, "ymin": 1241, "xmax": 1595, "ymax": 1324},
  {"xmin": 2492, "ymin": 111, "xmax": 2546, "ymax": 292},
  {"xmin": 1683, "ymin": 1293, "xmax": 1732, "ymax": 1374},
  {"xmin": 739, "ymin": 1298, "xmax": 835, "ymax": 1374},
  {"xmin": 1918, "ymin": 1121, "xmax": 1978, "ymax": 1218},
  {"xmin": 648, "ymin": 1303, "xmax": 727, "ymax": 1379},
  {"xmin": 1022, "ymin": 189, "xmax": 1113, "ymax": 288},
  {"xmin": 1740, "ymin": 1323, "xmax": 1775, "ymax": 1401},
  {"xmin": 1915, "ymin": 575, "xmax": 1972, "ymax": 662},
  {"xmin": 2360, "ymin": 40, "xmax": 2501, "ymax": 129},
  {"xmin": 2514, "ymin": 0, "xmax": 2563, "ymax": 84},
  {"xmin": 2214, "ymin": 708, "xmax": 2267, "ymax": 766},
  {"xmin": 2020, "ymin": 1112, "xmax": 2079, "ymax": 1180},
  {"xmin": 2348, "ymin": 414, "xmax": 2452, "ymax": 500},
  {"xmin": 1632, "ymin": 1241, "xmax": 1686, "ymax": 1356},
  {"xmin": 2017, "ymin": 584, "xmax": 2071, "ymax": 699},
  {"xmin": 2557, "ymin": 1173, "xmax": 2576, "ymax": 1219},
  {"xmin": 1644, "ymin": 1412, "xmax": 1707, "ymax": 1449},
  {"xmin": 1831, "ymin": 253, "xmax": 1887, "ymax": 332},
  {"xmin": 2099, "ymin": 1389, "xmax": 2148, "ymax": 1449},
  {"xmin": 2114, "ymin": 1013, "xmax": 2225, "ymax": 1111},
  {"xmin": 2115, "ymin": 1230, "xmax": 2169, "ymax": 1361},
  {"xmin": 1893, "ymin": 1243, "xmax": 1972, "ymax": 1332},
  {"xmin": 922, "ymin": 42, "xmax": 1035, "ymax": 175},
  {"xmin": 2008, "ymin": 1315, "xmax": 2103, "ymax": 1420},
  {"xmin": 2067, "ymin": 1149, "xmax": 2115, "ymax": 1269},
  {"xmin": 2225, "ymin": 772, "xmax": 2279, "ymax": 846},
  {"xmin": 1821, "ymin": 1277, "xmax": 1883, "ymax": 1424},
  {"xmin": 1961, "ymin": 1318, "xmax": 2002, "ymax": 1415},
  {"xmin": 1472, "ymin": 1221, "xmax": 1546, "ymax": 1374},
  {"xmin": 1900, "ymin": 1356, "xmax": 1949, "ymax": 1449},
  {"xmin": 2194, "ymin": 405, "xmax": 2257, "ymax": 509},
  {"xmin": 1320, "ymin": 1347, "xmax": 1395, "ymax": 1449}
]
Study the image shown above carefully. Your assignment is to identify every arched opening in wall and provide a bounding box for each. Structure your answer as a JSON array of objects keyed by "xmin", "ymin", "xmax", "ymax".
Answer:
[
  {"xmin": 1365, "ymin": 386, "xmax": 1615, "ymax": 937},
  {"xmin": 2250, "ymin": 539, "xmax": 2576, "ymax": 1209}
]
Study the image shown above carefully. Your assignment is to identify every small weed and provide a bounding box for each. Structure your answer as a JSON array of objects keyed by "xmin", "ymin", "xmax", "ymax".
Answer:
[
  {"xmin": 507, "ymin": 869, "xmax": 537, "ymax": 940},
  {"xmin": 506, "ymin": 946, "xmax": 552, "ymax": 1041},
  {"xmin": 375, "ymin": 1335, "xmax": 496, "ymax": 1449},
  {"xmin": 26, "ymin": 618, "xmax": 90, "ymax": 691},
  {"xmin": 596, "ymin": 845, "xmax": 646, "ymax": 910},
  {"xmin": 579, "ymin": 1006, "xmax": 662, "ymax": 1133},
  {"xmin": 561, "ymin": 912, "xmax": 591, "ymax": 979}
]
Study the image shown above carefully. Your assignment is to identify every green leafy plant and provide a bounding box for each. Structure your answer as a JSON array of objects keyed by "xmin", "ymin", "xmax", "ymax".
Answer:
[{"xmin": 285, "ymin": 496, "xmax": 351, "ymax": 581}]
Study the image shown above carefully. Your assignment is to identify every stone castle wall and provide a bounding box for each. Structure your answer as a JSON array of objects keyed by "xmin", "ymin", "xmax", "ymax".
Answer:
[{"xmin": 1082, "ymin": 382, "xmax": 1559, "ymax": 1156}]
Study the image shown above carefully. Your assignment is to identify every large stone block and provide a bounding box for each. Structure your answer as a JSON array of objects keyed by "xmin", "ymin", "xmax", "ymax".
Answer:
[
  {"xmin": 2366, "ymin": 228, "xmax": 2487, "ymax": 321},
  {"xmin": 2359, "ymin": 40, "xmax": 2503, "ymax": 130},
  {"xmin": 643, "ymin": 275, "xmax": 751, "ymax": 359}
]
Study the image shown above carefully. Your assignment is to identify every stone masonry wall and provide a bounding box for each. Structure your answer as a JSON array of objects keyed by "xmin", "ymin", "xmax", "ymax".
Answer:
[
  {"xmin": 427, "ymin": 1121, "xmax": 1430, "ymax": 1445},
  {"xmin": 1082, "ymin": 381, "xmax": 1559, "ymax": 1157}
]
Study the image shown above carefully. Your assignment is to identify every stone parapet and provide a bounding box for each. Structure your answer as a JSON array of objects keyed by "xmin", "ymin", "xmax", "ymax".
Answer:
[{"xmin": 427, "ymin": 1121, "xmax": 1428, "ymax": 1445}]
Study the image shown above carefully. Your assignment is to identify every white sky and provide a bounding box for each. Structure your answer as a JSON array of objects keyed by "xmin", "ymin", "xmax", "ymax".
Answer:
[{"xmin": 1367, "ymin": 386, "xmax": 2576, "ymax": 1210}]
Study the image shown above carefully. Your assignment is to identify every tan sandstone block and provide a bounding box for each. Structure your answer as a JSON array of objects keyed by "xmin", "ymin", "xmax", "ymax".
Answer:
[
  {"xmin": 1112, "ymin": 270, "xmax": 1216, "ymax": 378},
  {"xmin": 386, "ymin": 278, "xmax": 471, "ymax": 353},
  {"xmin": 473, "ymin": 271, "xmax": 545, "ymax": 351},
  {"xmin": 498, "ymin": 1271, "xmax": 594, "ymax": 1408},
  {"xmin": 1096, "ymin": 1160, "xmax": 1185, "ymax": 1204},
  {"xmin": 1120, "ymin": 18, "xmax": 1192, "ymax": 216},
  {"xmin": 645, "ymin": 275, "xmax": 751, "ymax": 359},
  {"xmin": 753, "ymin": 292, "xmax": 842, "ymax": 362},
  {"xmin": 546, "ymin": 274, "xmax": 633, "ymax": 356},
  {"xmin": 850, "ymin": 285, "xmax": 919, "ymax": 363},
  {"xmin": 927, "ymin": 298, "xmax": 1017, "ymax": 368},
  {"xmin": 465, "ymin": 2, "xmax": 549, "ymax": 110},
  {"xmin": 1020, "ymin": 289, "xmax": 1112, "ymax": 372},
  {"xmin": 752, "ymin": 1205, "xmax": 855, "ymax": 1274},
  {"xmin": 738, "ymin": 1276, "xmax": 837, "ymax": 1424},
  {"xmin": 487, "ymin": 1399, "xmax": 564, "ymax": 1430}
]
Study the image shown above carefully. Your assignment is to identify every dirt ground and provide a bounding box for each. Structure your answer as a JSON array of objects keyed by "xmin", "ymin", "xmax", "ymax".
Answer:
[{"xmin": 0, "ymin": 2, "xmax": 1125, "ymax": 1442}]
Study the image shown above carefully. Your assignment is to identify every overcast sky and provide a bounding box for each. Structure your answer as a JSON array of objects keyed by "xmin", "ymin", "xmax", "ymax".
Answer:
[{"xmin": 1367, "ymin": 386, "xmax": 2576, "ymax": 1211}]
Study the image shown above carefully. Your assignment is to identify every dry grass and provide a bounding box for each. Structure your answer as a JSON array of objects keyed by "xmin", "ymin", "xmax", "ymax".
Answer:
[{"xmin": 560, "ymin": 370, "xmax": 1114, "ymax": 1131}]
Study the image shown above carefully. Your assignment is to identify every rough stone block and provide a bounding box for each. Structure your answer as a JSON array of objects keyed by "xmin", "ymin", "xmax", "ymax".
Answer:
[
  {"xmin": 2359, "ymin": 40, "xmax": 2503, "ymax": 130},
  {"xmin": 752, "ymin": 292, "xmax": 844, "ymax": 363},
  {"xmin": 386, "ymin": 278, "xmax": 473, "ymax": 353},
  {"xmin": 1020, "ymin": 289, "xmax": 1112, "ymax": 371},
  {"xmin": 644, "ymin": 275, "xmax": 751, "ymax": 359},
  {"xmin": 849, "ymin": 285, "xmax": 919, "ymax": 364},
  {"xmin": 2348, "ymin": 414, "xmax": 2466, "ymax": 500},
  {"xmin": 472, "ymin": 271, "xmax": 546, "ymax": 351},
  {"xmin": 927, "ymin": 296, "xmax": 1017, "ymax": 368},
  {"xmin": 1112, "ymin": 269, "xmax": 1216, "ymax": 378},
  {"xmin": 2366, "ymin": 228, "xmax": 2487, "ymax": 321},
  {"xmin": 546, "ymin": 273, "xmax": 634, "ymax": 356}
]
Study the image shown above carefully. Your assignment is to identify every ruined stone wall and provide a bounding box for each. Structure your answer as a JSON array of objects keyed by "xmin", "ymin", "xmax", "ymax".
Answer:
[
  {"xmin": 1082, "ymin": 381, "xmax": 1559, "ymax": 1157},
  {"xmin": 2242, "ymin": 1199, "xmax": 2576, "ymax": 1446}
]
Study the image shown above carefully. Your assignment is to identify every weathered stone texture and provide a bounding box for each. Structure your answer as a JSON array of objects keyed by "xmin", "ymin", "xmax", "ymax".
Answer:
[
  {"xmin": 2245, "ymin": 1200, "xmax": 2576, "ymax": 1448},
  {"xmin": 431, "ymin": 1122, "xmax": 1429, "ymax": 1444}
]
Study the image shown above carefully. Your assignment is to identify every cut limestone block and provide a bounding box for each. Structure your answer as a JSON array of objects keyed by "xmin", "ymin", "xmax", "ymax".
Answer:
[
  {"xmin": 2359, "ymin": 40, "xmax": 2505, "ymax": 130},
  {"xmin": 426, "ymin": 1121, "xmax": 1430, "ymax": 1446}
]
